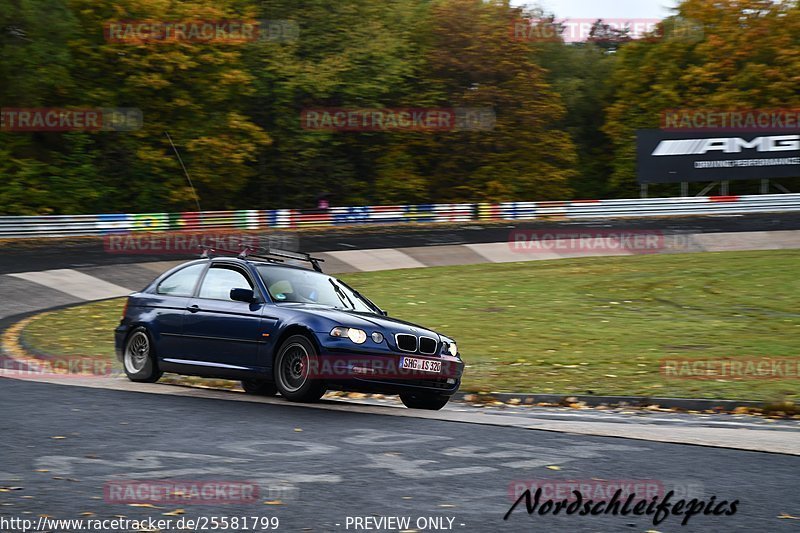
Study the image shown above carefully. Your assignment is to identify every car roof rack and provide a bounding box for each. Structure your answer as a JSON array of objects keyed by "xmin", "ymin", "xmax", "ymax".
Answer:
[
  {"xmin": 199, "ymin": 245, "xmax": 284, "ymax": 264},
  {"xmin": 251, "ymin": 247, "xmax": 326, "ymax": 273},
  {"xmin": 199, "ymin": 245, "xmax": 325, "ymax": 273}
]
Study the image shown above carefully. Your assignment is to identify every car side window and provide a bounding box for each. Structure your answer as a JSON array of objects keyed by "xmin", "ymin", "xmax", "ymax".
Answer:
[
  {"xmin": 199, "ymin": 265, "xmax": 254, "ymax": 301},
  {"xmin": 156, "ymin": 263, "xmax": 206, "ymax": 297}
]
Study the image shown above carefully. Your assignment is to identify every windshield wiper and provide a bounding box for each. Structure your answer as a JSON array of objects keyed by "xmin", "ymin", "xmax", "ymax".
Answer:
[
  {"xmin": 328, "ymin": 279, "xmax": 355, "ymax": 310},
  {"xmin": 339, "ymin": 281, "xmax": 383, "ymax": 315}
]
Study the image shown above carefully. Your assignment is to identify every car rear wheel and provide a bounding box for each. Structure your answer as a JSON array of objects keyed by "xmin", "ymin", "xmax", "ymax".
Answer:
[
  {"xmin": 241, "ymin": 380, "xmax": 278, "ymax": 396},
  {"xmin": 123, "ymin": 327, "xmax": 163, "ymax": 383},
  {"xmin": 399, "ymin": 392, "xmax": 449, "ymax": 410},
  {"xmin": 273, "ymin": 335, "xmax": 326, "ymax": 403}
]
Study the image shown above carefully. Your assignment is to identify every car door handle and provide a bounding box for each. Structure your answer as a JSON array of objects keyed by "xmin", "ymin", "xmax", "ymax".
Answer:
[{"xmin": 188, "ymin": 304, "xmax": 201, "ymax": 313}]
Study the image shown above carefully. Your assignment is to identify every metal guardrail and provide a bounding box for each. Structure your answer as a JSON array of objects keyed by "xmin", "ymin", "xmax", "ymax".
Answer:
[{"xmin": 1, "ymin": 194, "xmax": 799, "ymax": 238}]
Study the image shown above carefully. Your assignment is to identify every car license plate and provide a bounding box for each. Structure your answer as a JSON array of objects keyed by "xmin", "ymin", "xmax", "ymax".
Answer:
[{"xmin": 400, "ymin": 357, "xmax": 441, "ymax": 373}]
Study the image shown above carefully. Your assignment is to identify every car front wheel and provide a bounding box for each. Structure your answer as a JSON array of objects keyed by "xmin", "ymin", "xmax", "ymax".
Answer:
[
  {"xmin": 273, "ymin": 335, "xmax": 326, "ymax": 402},
  {"xmin": 399, "ymin": 392, "xmax": 449, "ymax": 410},
  {"xmin": 123, "ymin": 327, "xmax": 163, "ymax": 383}
]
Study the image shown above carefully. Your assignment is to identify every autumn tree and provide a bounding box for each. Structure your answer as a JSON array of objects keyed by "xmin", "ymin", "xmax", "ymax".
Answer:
[
  {"xmin": 604, "ymin": 0, "xmax": 800, "ymax": 195},
  {"xmin": 375, "ymin": 0, "xmax": 576, "ymax": 203}
]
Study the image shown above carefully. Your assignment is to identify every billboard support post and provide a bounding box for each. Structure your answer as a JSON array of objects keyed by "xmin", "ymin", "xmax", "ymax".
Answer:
[
  {"xmin": 761, "ymin": 179, "xmax": 769, "ymax": 194},
  {"xmin": 640, "ymin": 183, "xmax": 648, "ymax": 199},
  {"xmin": 681, "ymin": 182, "xmax": 689, "ymax": 197},
  {"xmin": 696, "ymin": 182, "xmax": 717, "ymax": 197}
]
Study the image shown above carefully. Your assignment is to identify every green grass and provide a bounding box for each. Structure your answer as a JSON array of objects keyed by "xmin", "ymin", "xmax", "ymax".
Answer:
[
  {"xmin": 19, "ymin": 250, "xmax": 800, "ymax": 401},
  {"xmin": 20, "ymin": 299, "xmax": 123, "ymax": 362}
]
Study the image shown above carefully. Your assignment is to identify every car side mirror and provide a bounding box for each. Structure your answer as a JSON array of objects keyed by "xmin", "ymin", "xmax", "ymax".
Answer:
[
  {"xmin": 380, "ymin": 309, "xmax": 389, "ymax": 316},
  {"xmin": 230, "ymin": 288, "xmax": 256, "ymax": 303}
]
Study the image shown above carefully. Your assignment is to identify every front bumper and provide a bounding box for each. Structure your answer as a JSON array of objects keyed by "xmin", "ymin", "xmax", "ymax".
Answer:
[{"xmin": 312, "ymin": 340, "xmax": 465, "ymax": 396}]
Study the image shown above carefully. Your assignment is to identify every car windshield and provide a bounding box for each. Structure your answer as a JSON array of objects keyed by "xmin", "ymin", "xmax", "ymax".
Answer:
[{"xmin": 256, "ymin": 265, "xmax": 377, "ymax": 313}]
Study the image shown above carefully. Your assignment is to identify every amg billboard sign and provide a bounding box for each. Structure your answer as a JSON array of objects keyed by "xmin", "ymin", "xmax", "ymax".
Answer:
[{"xmin": 637, "ymin": 130, "xmax": 800, "ymax": 184}]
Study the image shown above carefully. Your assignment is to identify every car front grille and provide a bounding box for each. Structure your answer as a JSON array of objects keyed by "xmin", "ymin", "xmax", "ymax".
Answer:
[
  {"xmin": 418, "ymin": 336, "xmax": 438, "ymax": 355},
  {"xmin": 395, "ymin": 334, "xmax": 417, "ymax": 352}
]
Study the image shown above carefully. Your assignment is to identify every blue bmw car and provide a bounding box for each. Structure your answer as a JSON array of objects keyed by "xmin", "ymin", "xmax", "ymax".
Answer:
[{"xmin": 115, "ymin": 249, "xmax": 464, "ymax": 410}]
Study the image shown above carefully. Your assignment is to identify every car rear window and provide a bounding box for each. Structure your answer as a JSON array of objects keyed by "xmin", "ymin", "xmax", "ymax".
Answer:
[
  {"xmin": 156, "ymin": 263, "xmax": 206, "ymax": 297},
  {"xmin": 198, "ymin": 265, "xmax": 254, "ymax": 301}
]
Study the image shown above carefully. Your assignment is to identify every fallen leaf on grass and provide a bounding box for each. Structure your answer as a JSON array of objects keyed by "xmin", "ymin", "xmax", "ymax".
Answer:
[
  {"xmin": 778, "ymin": 513, "xmax": 799, "ymax": 520},
  {"xmin": 546, "ymin": 466, "xmax": 561, "ymax": 471},
  {"xmin": 263, "ymin": 500, "xmax": 283, "ymax": 505}
]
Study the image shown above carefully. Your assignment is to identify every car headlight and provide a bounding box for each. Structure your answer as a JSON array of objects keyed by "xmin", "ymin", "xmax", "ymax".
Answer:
[
  {"xmin": 448, "ymin": 341, "xmax": 458, "ymax": 356},
  {"xmin": 441, "ymin": 337, "xmax": 458, "ymax": 357},
  {"xmin": 330, "ymin": 327, "xmax": 367, "ymax": 344}
]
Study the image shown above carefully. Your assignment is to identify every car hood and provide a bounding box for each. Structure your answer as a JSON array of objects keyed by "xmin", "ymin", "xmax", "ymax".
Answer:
[{"xmin": 275, "ymin": 303, "xmax": 441, "ymax": 338}]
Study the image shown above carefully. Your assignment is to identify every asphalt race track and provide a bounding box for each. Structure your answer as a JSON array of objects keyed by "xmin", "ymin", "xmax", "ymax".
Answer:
[{"xmin": 1, "ymin": 378, "xmax": 799, "ymax": 532}]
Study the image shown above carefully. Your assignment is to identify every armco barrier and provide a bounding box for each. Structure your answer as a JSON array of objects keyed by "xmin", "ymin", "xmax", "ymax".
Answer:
[{"xmin": 0, "ymin": 194, "xmax": 799, "ymax": 239}]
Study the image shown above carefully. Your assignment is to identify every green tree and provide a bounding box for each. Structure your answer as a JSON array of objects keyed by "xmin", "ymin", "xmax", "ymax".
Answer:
[{"xmin": 244, "ymin": 0, "xmax": 427, "ymax": 208}]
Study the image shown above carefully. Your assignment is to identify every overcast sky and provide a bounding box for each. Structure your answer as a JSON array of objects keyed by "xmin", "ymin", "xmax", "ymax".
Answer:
[{"xmin": 512, "ymin": 0, "xmax": 680, "ymax": 20}]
